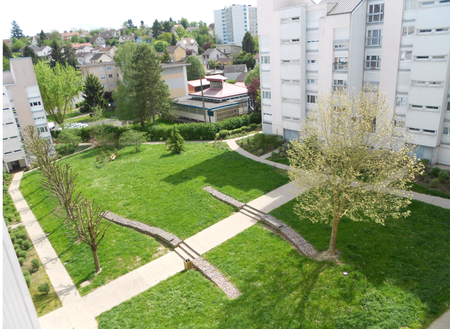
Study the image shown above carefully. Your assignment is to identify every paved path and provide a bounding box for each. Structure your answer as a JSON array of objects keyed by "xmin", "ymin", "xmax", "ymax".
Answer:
[{"xmin": 11, "ymin": 137, "xmax": 450, "ymax": 329}]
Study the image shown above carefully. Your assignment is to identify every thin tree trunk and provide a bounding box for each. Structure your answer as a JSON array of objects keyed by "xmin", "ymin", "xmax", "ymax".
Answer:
[
  {"xmin": 153, "ymin": 112, "xmax": 156, "ymax": 126},
  {"xmin": 91, "ymin": 245, "xmax": 101, "ymax": 273},
  {"xmin": 328, "ymin": 217, "xmax": 340, "ymax": 255}
]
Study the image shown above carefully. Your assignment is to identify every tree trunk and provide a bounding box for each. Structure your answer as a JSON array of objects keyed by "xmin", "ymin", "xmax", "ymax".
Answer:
[
  {"xmin": 140, "ymin": 118, "xmax": 145, "ymax": 128},
  {"xmin": 91, "ymin": 245, "xmax": 101, "ymax": 273},
  {"xmin": 152, "ymin": 112, "xmax": 156, "ymax": 126},
  {"xmin": 327, "ymin": 217, "xmax": 340, "ymax": 255}
]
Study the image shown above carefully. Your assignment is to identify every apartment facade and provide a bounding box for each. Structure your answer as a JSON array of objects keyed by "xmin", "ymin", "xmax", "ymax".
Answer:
[
  {"xmin": 258, "ymin": 0, "xmax": 450, "ymax": 165},
  {"xmin": 214, "ymin": 4, "xmax": 258, "ymax": 45},
  {"xmin": 3, "ymin": 58, "xmax": 52, "ymax": 172}
]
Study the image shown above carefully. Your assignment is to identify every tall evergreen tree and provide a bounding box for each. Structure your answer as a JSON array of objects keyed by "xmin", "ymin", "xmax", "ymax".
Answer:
[
  {"xmin": 242, "ymin": 31, "xmax": 256, "ymax": 54},
  {"xmin": 22, "ymin": 45, "xmax": 39, "ymax": 64},
  {"xmin": 3, "ymin": 42, "xmax": 13, "ymax": 59},
  {"xmin": 82, "ymin": 74, "xmax": 107, "ymax": 112},
  {"xmin": 11, "ymin": 21, "xmax": 24, "ymax": 39},
  {"xmin": 39, "ymin": 30, "xmax": 47, "ymax": 46},
  {"xmin": 152, "ymin": 20, "xmax": 162, "ymax": 39},
  {"xmin": 50, "ymin": 40, "xmax": 64, "ymax": 68},
  {"xmin": 163, "ymin": 21, "xmax": 171, "ymax": 33},
  {"xmin": 62, "ymin": 44, "xmax": 77, "ymax": 68},
  {"xmin": 171, "ymin": 33, "xmax": 177, "ymax": 46},
  {"xmin": 115, "ymin": 43, "xmax": 171, "ymax": 127}
]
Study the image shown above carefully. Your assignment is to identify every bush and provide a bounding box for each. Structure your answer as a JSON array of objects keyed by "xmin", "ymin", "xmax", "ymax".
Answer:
[
  {"xmin": 22, "ymin": 270, "xmax": 30, "ymax": 277},
  {"xmin": 219, "ymin": 130, "xmax": 228, "ymax": 139},
  {"xmin": 31, "ymin": 259, "xmax": 41, "ymax": 271},
  {"xmin": 57, "ymin": 129, "xmax": 82, "ymax": 147},
  {"xmin": 18, "ymin": 257, "xmax": 25, "ymax": 266},
  {"xmin": 431, "ymin": 167, "xmax": 441, "ymax": 177},
  {"xmin": 257, "ymin": 149, "xmax": 264, "ymax": 156},
  {"xmin": 166, "ymin": 126, "xmax": 185, "ymax": 155},
  {"xmin": 430, "ymin": 178, "xmax": 439, "ymax": 188},
  {"xmin": 24, "ymin": 275, "xmax": 31, "ymax": 288},
  {"xmin": 119, "ymin": 130, "xmax": 147, "ymax": 152},
  {"xmin": 424, "ymin": 177, "xmax": 431, "ymax": 183},
  {"xmin": 22, "ymin": 240, "xmax": 32, "ymax": 250},
  {"xmin": 242, "ymin": 126, "xmax": 250, "ymax": 131},
  {"xmin": 13, "ymin": 243, "xmax": 20, "ymax": 250},
  {"xmin": 10, "ymin": 234, "xmax": 16, "ymax": 242},
  {"xmin": 215, "ymin": 133, "xmax": 220, "ymax": 140},
  {"xmin": 54, "ymin": 143, "xmax": 77, "ymax": 157},
  {"xmin": 250, "ymin": 123, "xmax": 257, "ymax": 129},
  {"xmin": 18, "ymin": 250, "xmax": 27, "ymax": 259},
  {"xmin": 15, "ymin": 231, "xmax": 27, "ymax": 240},
  {"xmin": 38, "ymin": 283, "xmax": 50, "ymax": 295},
  {"xmin": 15, "ymin": 238, "xmax": 23, "ymax": 246},
  {"xmin": 438, "ymin": 170, "xmax": 448, "ymax": 182},
  {"xmin": 420, "ymin": 159, "xmax": 429, "ymax": 165}
]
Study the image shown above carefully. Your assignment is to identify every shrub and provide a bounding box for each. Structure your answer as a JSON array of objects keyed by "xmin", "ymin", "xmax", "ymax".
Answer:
[
  {"xmin": 10, "ymin": 234, "xmax": 16, "ymax": 242},
  {"xmin": 438, "ymin": 170, "xmax": 448, "ymax": 182},
  {"xmin": 215, "ymin": 133, "xmax": 220, "ymax": 140},
  {"xmin": 420, "ymin": 159, "xmax": 429, "ymax": 165},
  {"xmin": 219, "ymin": 130, "xmax": 228, "ymax": 139},
  {"xmin": 119, "ymin": 129, "xmax": 147, "ymax": 152},
  {"xmin": 18, "ymin": 250, "xmax": 27, "ymax": 259},
  {"xmin": 430, "ymin": 178, "xmax": 439, "ymax": 188},
  {"xmin": 55, "ymin": 143, "xmax": 77, "ymax": 157},
  {"xmin": 22, "ymin": 240, "xmax": 32, "ymax": 250},
  {"xmin": 232, "ymin": 128, "xmax": 242, "ymax": 135},
  {"xmin": 31, "ymin": 259, "xmax": 41, "ymax": 271},
  {"xmin": 58, "ymin": 129, "xmax": 82, "ymax": 147},
  {"xmin": 22, "ymin": 270, "xmax": 30, "ymax": 277},
  {"xmin": 15, "ymin": 231, "xmax": 27, "ymax": 240},
  {"xmin": 257, "ymin": 149, "xmax": 264, "ymax": 156},
  {"xmin": 13, "ymin": 243, "xmax": 20, "ymax": 250},
  {"xmin": 431, "ymin": 167, "xmax": 441, "ymax": 177},
  {"xmin": 18, "ymin": 257, "xmax": 25, "ymax": 266},
  {"xmin": 15, "ymin": 238, "xmax": 23, "ymax": 246},
  {"xmin": 272, "ymin": 151, "xmax": 277, "ymax": 157},
  {"xmin": 166, "ymin": 126, "xmax": 186, "ymax": 155},
  {"xmin": 424, "ymin": 177, "xmax": 431, "ymax": 183},
  {"xmin": 250, "ymin": 123, "xmax": 257, "ymax": 129},
  {"xmin": 278, "ymin": 147, "xmax": 282, "ymax": 152},
  {"xmin": 242, "ymin": 126, "xmax": 250, "ymax": 131},
  {"xmin": 257, "ymin": 124, "xmax": 262, "ymax": 128},
  {"xmin": 24, "ymin": 275, "xmax": 31, "ymax": 287},
  {"xmin": 38, "ymin": 283, "xmax": 50, "ymax": 294}
]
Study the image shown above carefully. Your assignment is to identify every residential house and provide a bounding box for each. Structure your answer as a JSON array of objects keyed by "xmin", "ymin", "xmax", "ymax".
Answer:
[
  {"xmin": 166, "ymin": 45, "xmax": 186, "ymax": 62},
  {"xmin": 3, "ymin": 39, "xmax": 12, "ymax": 46},
  {"xmin": 223, "ymin": 64, "xmax": 247, "ymax": 81},
  {"xmin": 215, "ymin": 4, "xmax": 258, "ymax": 44},
  {"xmin": 99, "ymin": 30, "xmax": 115, "ymax": 40},
  {"xmin": 79, "ymin": 31, "xmax": 90, "ymax": 38},
  {"xmin": 215, "ymin": 44, "xmax": 242, "ymax": 56},
  {"xmin": 90, "ymin": 53, "xmax": 114, "ymax": 63},
  {"xmin": 173, "ymin": 75, "xmax": 250, "ymax": 123},
  {"xmin": 33, "ymin": 46, "xmax": 52, "ymax": 59},
  {"xmin": 202, "ymin": 48, "xmax": 229, "ymax": 65},
  {"xmin": 118, "ymin": 35, "xmax": 135, "ymax": 44},
  {"xmin": 3, "ymin": 58, "xmax": 53, "ymax": 172},
  {"xmin": 89, "ymin": 35, "xmax": 105, "ymax": 47},
  {"xmin": 186, "ymin": 27, "xmax": 199, "ymax": 33},
  {"xmin": 235, "ymin": 72, "xmax": 248, "ymax": 84},
  {"xmin": 76, "ymin": 52, "xmax": 94, "ymax": 65},
  {"xmin": 176, "ymin": 38, "xmax": 199, "ymax": 55},
  {"xmin": 259, "ymin": 0, "xmax": 450, "ymax": 165},
  {"xmin": 29, "ymin": 36, "xmax": 38, "ymax": 46},
  {"xmin": 61, "ymin": 31, "xmax": 79, "ymax": 41},
  {"xmin": 91, "ymin": 46, "xmax": 103, "ymax": 54},
  {"xmin": 216, "ymin": 57, "xmax": 233, "ymax": 69},
  {"xmin": 98, "ymin": 46, "xmax": 117, "ymax": 58},
  {"xmin": 73, "ymin": 43, "xmax": 93, "ymax": 53}
]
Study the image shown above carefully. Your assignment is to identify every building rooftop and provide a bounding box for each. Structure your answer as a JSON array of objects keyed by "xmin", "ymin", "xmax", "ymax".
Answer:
[
  {"xmin": 189, "ymin": 80, "xmax": 248, "ymax": 100},
  {"xmin": 319, "ymin": 0, "xmax": 365, "ymax": 15}
]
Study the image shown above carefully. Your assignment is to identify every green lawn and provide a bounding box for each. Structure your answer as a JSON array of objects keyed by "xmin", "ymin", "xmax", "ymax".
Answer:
[
  {"xmin": 98, "ymin": 216, "xmax": 445, "ymax": 328},
  {"xmin": 267, "ymin": 156, "xmax": 290, "ymax": 166},
  {"xmin": 20, "ymin": 143, "xmax": 289, "ymax": 294},
  {"xmin": 411, "ymin": 182, "xmax": 450, "ymax": 200}
]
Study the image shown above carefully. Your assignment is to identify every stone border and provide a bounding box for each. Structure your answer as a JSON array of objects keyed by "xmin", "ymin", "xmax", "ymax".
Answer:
[
  {"xmin": 102, "ymin": 212, "xmax": 182, "ymax": 247},
  {"xmin": 203, "ymin": 186, "xmax": 245, "ymax": 209},
  {"xmin": 192, "ymin": 257, "xmax": 241, "ymax": 299}
]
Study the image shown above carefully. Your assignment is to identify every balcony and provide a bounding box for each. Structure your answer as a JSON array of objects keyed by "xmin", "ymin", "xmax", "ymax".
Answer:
[
  {"xmin": 333, "ymin": 63, "xmax": 348, "ymax": 71},
  {"xmin": 367, "ymin": 13, "xmax": 384, "ymax": 24},
  {"xmin": 332, "ymin": 83, "xmax": 347, "ymax": 91},
  {"xmin": 366, "ymin": 37, "xmax": 382, "ymax": 47},
  {"xmin": 334, "ymin": 39, "xmax": 349, "ymax": 50}
]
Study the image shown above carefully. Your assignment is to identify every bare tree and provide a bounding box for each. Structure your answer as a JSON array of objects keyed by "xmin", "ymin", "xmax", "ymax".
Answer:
[{"xmin": 287, "ymin": 86, "xmax": 423, "ymax": 258}]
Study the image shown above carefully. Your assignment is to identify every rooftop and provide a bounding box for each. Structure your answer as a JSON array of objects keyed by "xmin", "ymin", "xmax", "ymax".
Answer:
[{"xmin": 319, "ymin": 0, "xmax": 365, "ymax": 15}]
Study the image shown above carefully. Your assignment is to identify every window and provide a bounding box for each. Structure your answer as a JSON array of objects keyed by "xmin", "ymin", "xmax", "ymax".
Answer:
[
  {"xmin": 415, "ymin": 56, "xmax": 429, "ymax": 60},
  {"xmin": 404, "ymin": 0, "xmax": 417, "ymax": 10},
  {"xmin": 409, "ymin": 127, "xmax": 420, "ymax": 132},
  {"xmin": 5, "ymin": 122, "xmax": 14, "ymax": 125},
  {"xmin": 262, "ymin": 91, "xmax": 271, "ymax": 99},
  {"xmin": 307, "ymin": 59, "xmax": 316, "ymax": 64},
  {"xmin": 110, "ymin": 82, "xmax": 115, "ymax": 87},
  {"xmin": 400, "ymin": 51, "xmax": 412, "ymax": 61},
  {"xmin": 307, "ymin": 40, "xmax": 318, "ymax": 44},
  {"xmin": 333, "ymin": 80, "xmax": 347, "ymax": 90},
  {"xmin": 14, "ymin": 149, "xmax": 21, "ymax": 153},
  {"xmin": 29, "ymin": 101, "xmax": 42, "ymax": 107},
  {"xmin": 307, "ymin": 95, "xmax": 317, "ymax": 103},
  {"xmin": 436, "ymin": 28, "xmax": 449, "ymax": 33},
  {"xmin": 365, "ymin": 55, "xmax": 381, "ymax": 69},
  {"xmin": 307, "ymin": 79, "xmax": 318, "ymax": 84},
  {"xmin": 101, "ymin": 75, "xmax": 106, "ymax": 80},
  {"xmin": 108, "ymin": 74, "xmax": 113, "ymax": 78},
  {"xmin": 368, "ymin": 3, "xmax": 384, "ymax": 23},
  {"xmin": 443, "ymin": 127, "xmax": 450, "ymax": 135},
  {"xmin": 99, "ymin": 67, "xmax": 104, "ymax": 71},
  {"xmin": 117, "ymin": 73, "xmax": 120, "ymax": 77},
  {"xmin": 10, "ymin": 136, "xmax": 17, "ymax": 139},
  {"xmin": 396, "ymin": 97, "xmax": 407, "ymax": 107},
  {"xmin": 261, "ymin": 55, "xmax": 270, "ymax": 64},
  {"xmin": 367, "ymin": 29, "xmax": 382, "ymax": 46},
  {"xmin": 334, "ymin": 57, "xmax": 348, "ymax": 70},
  {"xmin": 402, "ymin": 26, "xmax": 414, "ymax": 36},
  {"xmin": 418, "ymin": 29, "xmax": 432, "ymax": 34},
  {"xmin": 36, "ymin": 126, "xmax": 48, "ymax": 133},
  {"xmin": 103, "ymin": 84, "xmax": 107, "ymax": 88},
  {"xmin": 423, "ymin": 129, "xmax": 436, "ymax": 134},
  {"xmin": 107, "ymin": 66, "xmax": 111, "ymax": 70}
]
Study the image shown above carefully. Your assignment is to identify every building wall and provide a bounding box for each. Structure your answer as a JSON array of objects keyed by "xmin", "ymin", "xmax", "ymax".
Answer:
[
  {"xmin": 79, "ymin": 63, "xmax": 122, "ymax": 92},
  {"xmin": 215, "ymin": 4, "xmax": 258, "ymax": 45},
  {"xmin": 162, "ymin": 65, "xmax": 189, "ymax": 98}
]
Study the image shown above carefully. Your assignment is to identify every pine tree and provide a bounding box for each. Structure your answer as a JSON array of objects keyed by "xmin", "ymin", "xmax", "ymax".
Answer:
[
  {"xmin": 50, "ymin": 40, "xmax": 64, "ymax": 68},
  {"xmin": 82, "ymin": 74, "xmax": 107, "ymax": 112},
  {"xmin": 152, "ymin": 20, "xmax": 162, "ymax": 39},
  {"xmin": 3, "ymin": 42, "xmax": 13, "ymax": 59},
  {"xmin": 162, "ymin": 49, "xmax": 171, "ymax": 63},
  {"xmin": 242, "ymin": 31, "xmax": 255, "ymax": 54},
  {"xmin": 11, "ymin": 21, "xmax": 24, "ymax": 39},
  {"xmin": 39, "ymin": 30, "xmax": 47, "ymax": 46},
  {"xmin": 166, "ymin": 126, "xmax": 185, "ymax": 154},
  {"xmin": 22, "ymin": 45, "xmax": 39, "ymax": 64},
  {"xmin": 164, "ymin": 21, "xmax": 171, "ymax": 33},
  {"xmin": 62, "ymin": 44, "xmax": 77, "ymax": 68},
  {"xmin": 171, "ymin": 33, "xmax": 177, "ymax": 46}
]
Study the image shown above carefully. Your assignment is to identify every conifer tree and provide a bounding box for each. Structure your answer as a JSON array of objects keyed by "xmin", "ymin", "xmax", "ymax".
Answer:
[
  {"xmin": 242, "ymin": 31, "xmax": 255, "ymax": 54},
  {"xmin": 82, "ymin": 74, "xmax": 107, "ymax": 112},
  {"xmin": 171, "ymin": 33, "xmax": 177, "ymax": 46},
  {"xmin": 11, "ymin": 21, "xmax": 24, "ymax": 39},
  {"xmin": 50, "ymin": 40, "xmax": 64, "ymax": 68},
  {"xmin": 39, "ymin": 30, "xmax": 47, "ymax": 46},
  {"xmin": 22, "ymin": 45, "xmax": 39, "ymax": 64},
  {"xmin": 166, "ymin": 126, "xmax": 185, "ymax": 154}
]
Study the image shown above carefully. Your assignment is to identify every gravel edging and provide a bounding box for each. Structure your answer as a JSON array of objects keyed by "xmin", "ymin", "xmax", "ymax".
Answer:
[
  {"xmin": 203, "ymin": 186, "xmax": 245, "ymax": 209},
  {"xmin": 102, "ymin": 212, "xmax": 182, "ymax": 247}
]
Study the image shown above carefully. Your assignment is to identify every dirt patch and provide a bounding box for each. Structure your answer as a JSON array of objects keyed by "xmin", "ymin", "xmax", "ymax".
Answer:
[
  {"xmin": 152, "ymin": 246, "xmax": 168, "ymax": 259},
  {"xmin": 312, "ymin": 250, "xmax": 343, "ymax": 264}
]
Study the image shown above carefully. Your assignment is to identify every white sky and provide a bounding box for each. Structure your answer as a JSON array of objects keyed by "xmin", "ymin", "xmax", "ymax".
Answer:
[{"xmin": 1, "ymin": 0, "xmax": 258, "ymax": 40}]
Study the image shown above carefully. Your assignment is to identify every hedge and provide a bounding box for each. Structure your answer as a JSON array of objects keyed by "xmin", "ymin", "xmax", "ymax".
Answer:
[{"xmin": 51, "ymin": 112, "xmax": 261, "ymax": 142}]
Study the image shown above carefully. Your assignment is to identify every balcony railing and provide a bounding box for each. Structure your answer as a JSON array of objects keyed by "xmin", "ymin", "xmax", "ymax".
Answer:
[
  {"xmin": 332, "ymin": 84, "xmax": 347, "ymax": 91},
  {"xmin": 333, "ymin": 63, "xmax": 348, "ymax": 71},
  {"xmin": 366, "ymin": 37, "xmax": 382, "ymax": 47},
  {"xmin": 334, "ymin": 39, "xmax": 349, "ymax": 50}
]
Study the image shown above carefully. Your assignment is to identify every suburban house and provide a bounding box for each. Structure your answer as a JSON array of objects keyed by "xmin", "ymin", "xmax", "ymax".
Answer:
[
  {"xmin": 187, "ymin": 78, "xmax": 211, "ymax": 93},
  {"xmin": 61, "ymin": 31, "xmax": 79, "ymax": 41},
  {"xmin": 98, "ymin": 46, "xmax": 117, "ymax": 58},
  {"xmin": 29, "ymin": 36, "xmax": 38, "ymax": 46},
  {"xmin": 215, "ymin": 44, "xmax": 242, "ymax": 56},
  {"xmin": 91, "ymin": 46, "xmax": 103, "ymax": 54},
  {"xmin": 186, "ymin": 27, "xmax": 199, "ymax": 33},
  {"xmin": 166, "ymin": 45, "xmax": 186, "ymax": 62},
  {"xmin": 77, "ymin": 61, "xmax": 189, "ymax": 97},
  {"xmin": 73, "ymin": 43, "xmax": 93, "ymax": 53},
  {"xmin": 176, "ymin": 38, "xmax": 199, "ymax": 55},
  {"xmin": 216, "ymin": 57, "xmax": 233, "ymax": 69},
  {"xmin": 79, "ymin": 31, "xmax": 90, "ymax": 38},
  {"xmin": 173, "ymin": 75, "xmax": 250, "ymax": 123},
  {"xmin": 223, "ymin": 64, "xmax": 248, "ymax": 81},
  {"xmin": 202, "ymin": 48, "xmax": 229, "ymax": 65},
  {"xmin": 119, "ymin": 35, "xmax": 135, "ymax": 44},
  {"xmin": 3, "ymin": 39, "xmax": 12, "ymax": 46},
  {"xmin": 32, "ymin": 46, "xmax": 52, "ymax": 59},
  {"xmin": 99, "ymin": 30, "xmax": 115, "ymax": 40},
  {"xmin": 3, "ymin": 58, "xmax": 53, "ymax": 172},
  {"xmin": 235, "ymin": 72, "xmax": 248, "ymax": 84},
  {"xmin": 89, "ymin": 35, "xmax": 105, "ymax": 47},
  {"xmin": 75, "ymin": 52, "xmax": 94, "ymax": 65},
  {"xmin": 90, "ymin": 53, "xmax": 114, "ymax": 63}
]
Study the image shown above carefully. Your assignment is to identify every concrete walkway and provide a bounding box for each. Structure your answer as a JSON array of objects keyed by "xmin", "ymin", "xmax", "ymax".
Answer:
[{"xmin": 11, "ymin": 138, "xmax": 450, "ymax": 329}]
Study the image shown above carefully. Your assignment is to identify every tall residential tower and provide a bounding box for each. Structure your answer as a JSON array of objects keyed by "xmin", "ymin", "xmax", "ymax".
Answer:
[{"xmin": 215, "ymin": 4, "xmax": 258, "ymax": 45}]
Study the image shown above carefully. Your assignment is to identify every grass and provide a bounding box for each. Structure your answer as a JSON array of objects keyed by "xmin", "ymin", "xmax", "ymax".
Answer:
[
  {"xmin": 237, "ymin": 133, "xmax": 286, "ymax": 156},
  {"xmin": 47, "ymin": 110, "xmax": 82, "ymax": 122},
  {"xmin": 267, "ymin": 155, "xmax": 290, "ymax": 166},
  {"xmin": 3, "ymin": 190, "xmax": 21, "ymax": 226},
  {"xmin": 20, "ymin": 142, "xmax": 289, "ymax": 294},
  {"xmin": 98, "ymin": 219, "xmax": 442, "ymax": 328},
  {"xmin": 411, "ymin": 182, "xmax": 450, "ymax": 200}
]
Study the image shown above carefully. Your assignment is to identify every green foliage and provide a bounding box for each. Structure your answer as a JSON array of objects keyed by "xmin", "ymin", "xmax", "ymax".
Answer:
[
  {"xmin": 14, "ymin": 244, "xmax": 20, "ymax": 250},
  {"xmin": 179, "ymin": 18, "xmax": 189, "ymax": 29},
  {"xmin": 22, "ymin": 45, "xmax": 39, "ymax": 64},
  {"xmin": 11, "ymin": 39, "xmax": 25, "ymax": 52},
  {"xmin": 233, "ymin": 51, "xmax": 256, "ymax": 70},
  {"xmin": 218, "ymin": 130, "xmax": 228, "ymax": 139},
  {"xmin": 152, "ymin": 19, "xmax": 162, "ymax": 39},
  {"xmin": 237, "ymin": 134, "xmax": 285, "ymax": 156},
  {"xmin": 58, "ymin": 129, "xmax": 81, "ymax": 147},
  {"xmin": 3, "ymin": 56, "xmax": 10, "ymax": 71},
  {"xmin": 11, "ymin": 21, "xmax": 24, "ymax": 39},
  {"xmin": 158, "ymin": 32, "xmax": 172, "ymax": 44},
  {"xmin": 185, "ymin": 56, "xmax": 205, "ymax": 81},
  {"xmin": 18, "ymin": 250, "xmax": 27, "ymax": 259},
  {"xmin": 54, "ymin": 143, "xmax": 77, "ymax": 157},
  {"xmin": 245, "ymin": 64, "xmax": 260, "ymax": 85},
  {"xmin": 24, "ymin": 274, "xmax": 31, "ymax": 286},
  {"xmin": 15, "ymin": 238, "xmax": 23, "ymax": 246},
  {"xmin": 119, "ymin": 130, "xmax": 147, "ymax": 152},
  {"xmin": 438, "ymin": 170, "xmax": 448, "ymax": 182},
  {"xmin": 32, "ymin": 258, "xmax": 41, "ymax": 271},
  {"xmin": 38, "ymin": 283, "xmax": 50, "ymax": 294},
  {"xmin": 161, "ymin": 49, "xmax": 171, "ymax": 63},
  {"xmin": 171, "ymin": 33, "xmax": 177, "ymax": 46},
  {"xmin": 431, "ymin": 167, "xmax": 441, "ymax": 177},
  {"xmin": 242, "ymin": 31, "xmax": 256, "ymax": 54},
  {"xmin": 3, "ymin": 41, "xmax": 13, "ymax": 59},
  {"xmin": 166, "ymin": 126, "xmax": 185, "ymax": 154},
  {"xmin": 22, "ymin": 240, "xmax": 32, "ymax": 250},
  {"xmin": 227, "ymin": 79, "xmax": 236, "ymax": 84},
  {"xmin": 152, "ymin": 40, "xmax": 169, "ymax": 52},
  {"xmin": 430, "ymin": 178, "xmax": 439, "ymax": 188},
  {"xmin": 23, "ymin": 270, "xmax": 30, "ymax": 277},
  {"xmin": 208, "ymin": 59, "xmax": 217, "ymax": 70},
  {"xmin": 82, "ymin": 74, "xmax": 107, "ymax": 112}
]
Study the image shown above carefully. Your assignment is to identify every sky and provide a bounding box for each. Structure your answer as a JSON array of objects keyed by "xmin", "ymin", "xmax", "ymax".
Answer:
[{"xmin": 1, "ymin": 0, "xmax": 258, "ymax": 40}]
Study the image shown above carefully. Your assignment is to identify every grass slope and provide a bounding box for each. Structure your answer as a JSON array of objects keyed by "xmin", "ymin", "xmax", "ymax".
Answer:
[{"xmin": 98, "ymin": 224, "xmax": 435, "ymax": 328}]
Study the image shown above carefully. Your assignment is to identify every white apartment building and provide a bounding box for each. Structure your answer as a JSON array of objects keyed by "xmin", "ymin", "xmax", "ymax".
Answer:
[
  {"xmin": 3, "ymin": 58, "xmax": 53, "ymax": 172},
  {"xmin": 258, "ymin": 0, "xmax": 450, "ymax": 165},
  {"xmin": 215, "ymin": 4, "xmax": 258, "ymax": 45}
]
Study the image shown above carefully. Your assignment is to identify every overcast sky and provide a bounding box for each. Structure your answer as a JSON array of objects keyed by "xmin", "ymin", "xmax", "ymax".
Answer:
[{"xmin": 2, "ymin": 0, "xmax": 260, "ymax": 39}]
